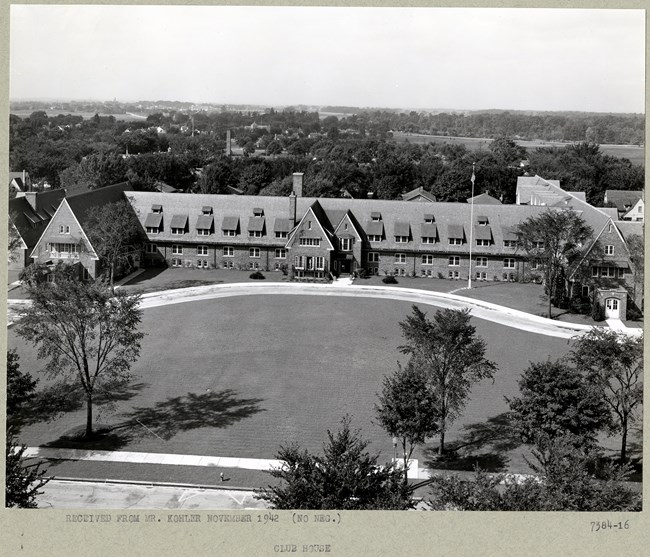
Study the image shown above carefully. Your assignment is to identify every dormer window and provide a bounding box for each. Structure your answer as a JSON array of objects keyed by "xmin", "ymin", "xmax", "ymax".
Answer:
[
  {"xmin": 371, "ymin": 212, "xmax": 382, "ymax": 222},
  {"xmin": 253, "ymin": 208, "xmax": 264, "ymax": 217},
  {"xmin": 152, "ymin": 204, "xmax": 163, "ymax": 214},
  {"xmin": 424, "ymin": 214, "xmax": 434, "ymax": 224},
  {"xmin": 477, "ymin": 216, "xmax": 488, "ymax": 226},
  {"xmin": 202, "ymin": 206, "xmax": 213, "ymax": 215}
]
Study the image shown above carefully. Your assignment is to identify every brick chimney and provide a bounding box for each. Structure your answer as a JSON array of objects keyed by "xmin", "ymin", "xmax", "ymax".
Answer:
[
  {"xmin": 289, "ymin": 192, "xmax": 297, "ymax": 227},
  {"xmin": 292, "ymin": 172, "xmax": 303, "ymax": 197}
]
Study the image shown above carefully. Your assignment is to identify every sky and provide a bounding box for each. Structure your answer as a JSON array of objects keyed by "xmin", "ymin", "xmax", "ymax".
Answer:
[{"xmin": 9, "ymin": 5, "xmax": 646, "ymax": 113}]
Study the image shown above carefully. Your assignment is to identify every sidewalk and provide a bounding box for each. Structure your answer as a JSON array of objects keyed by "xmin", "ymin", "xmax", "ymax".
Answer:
[{"xmin": 24, "ymin": 446, "xmax": 431, "ymax": 480}]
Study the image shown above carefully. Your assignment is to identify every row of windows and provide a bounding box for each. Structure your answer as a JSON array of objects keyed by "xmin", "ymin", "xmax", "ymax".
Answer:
[
  {"xmin": 149, "ymin": 227, "xmax": 290, "ymax": 239},
  {"xmin": 151, "ymin": 244, "xmax": 287, "ymax": 259},
  {"xmin": 592, "ymin": 266, "xmax": 625, "ymax": 278},
  {"xmin": 48, "ymin": 242, "xmax": 79, "ymax": 254},
  {"xmin": 370, "ymin": 252, "xmax": 518, "ymax": 268}
]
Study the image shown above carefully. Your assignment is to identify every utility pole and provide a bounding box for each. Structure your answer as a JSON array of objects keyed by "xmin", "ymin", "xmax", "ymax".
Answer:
[{"xmin": 468, "ymin": 163, "xmax": 476, "ymax": 289}]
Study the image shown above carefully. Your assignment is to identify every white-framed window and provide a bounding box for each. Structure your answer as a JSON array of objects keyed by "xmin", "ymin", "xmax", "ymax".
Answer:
[
  {"xmin": 172, "ymin": 258, "xmax": 182, "ymax": 267},
  {"xmin": 448, "ymin": 270, "xmax": 460, "ymax": 279},
  {"xmin": 197, "ymin": 228, "xmax": 212, "ymax": 236},
  {"xmin": 596, "ymin": 266, "xmax": 624, "ymax": 278},
  {"xmin": 371, "ymin": 213, "xmax": 382, "ymax": 222},
  {"xmin": 424, "ymin": 216, "xmax": 435, "ymax": 224},
  {"xmin": 48, "ymin": 242, "xmax": 79, "ymax": 255},
  {"xmin": 421, "ymin": 254, "xmax": 434, "ymax": 265},
  {"xmin": 503, "ymin": 240, "xmax": 517, "ymax": 248},
  {"xmin": 223, "ymin": 260, "xmax": 234, "ymax": 269},
  {"xmin": 532, "ymin": 241, "xmax": 544, "ymax": 249},
  {"xmin": 223, "ymin": 229, "xmax": 237, "ymax": 237},
  {"xmin": 197, "ymin": 245, "xmax": 208, "ymax": 256},
  {"xmin": 197, "ymin": 259, "xmax": 209, "ymax": 269},
  {"xmin": 503, "ymin": 258, "xmax": 516, "ymax": 269},
  {"xmin": 395, "ymin": 235, "xmax": 409, "ymax": 243},
  {"xmin": 503, "ymin": 272, "xmax": 516, "ymax": 281},
  {"xmin": 249, "ymin": 230, "xmax": 263, "ymax": 238},
  {"xmin": 275, "ymin": 231, "xmax": 288, "ymax": 239},
  {"xmin": 592, "ymin": 266, "xmax": 599, "ymax": 277},
  {"xmin": 172, "ymin": 244, "xmax": 183, "ymax": 255},
  {"xmin": 368, "ymin": 234, "xmax": 382, "ymax": 242},
  {"xmin": 476, "ymin": 239, "xmax": 491, "ymax": 246},
  {"xmin": 476, "ymin": 272, "xmax": 488, "ymax": 281},
  {"xmin": 422, "ymin": 237, "xmax": 435, "ymax": 244},
  {"xmin": 394, "ymin": 253, "xmax": 406, "ymax": 264},
  {"xmin": 368, "ymin": 252, "xmax": 380, "ymax": 263},
  {"xmin": 449, "ymin": 256, "xmax": 460, "ymax": 266},
  {"xmin": 146, "ymin": 226, "xmax": 159, "ymax": 234},
  {"xmin": 223, "ymin": 246, "xmax": 234, "ymax": 257},
  {"xmin": 171, "ymin": 227, "xmax": 185, "ymax": 235},
  {"xmin": 295, "ymin": 255, "xmax": 305, "ymax": 269},
  {"xmin": 249, "ymin": 247, "xmax": 260, "ymax": 258},
  {"xmin": 145, "ymin": 243, "xmax": 157, "ymax": 254},
  {"xmin": 340, "ymin": 238, "xmax": 353, "ymax": 251},
  {"xmin": 449, "ymin": 238, "xmax": 463, "ymax": 245},
  {"xmin": 59, "ymin": 225, "xmax": 70, "ymax": 234},
  {"xmin": 605, "ymin": 245, "xmax": 614, "ymax": 255},
  {"xmin": 275, "ymin": 248, "xmax": 286, "ymax": 259},
  {"xmin": 476, "ymin": 257, "xmax": 488, "ymax": 267},
  {"xmin": 315, "ymin": 257, "xmax": 325, "ymax": 270},
  {"xmin": 152, "ymin": 206, "xmax": 163, "ymax": 214},
  {"xmin": 249, "ymin": 261, "xmax": 260, "ymax": 270},
  {"xmin": 530, "ymin": 261, "xmax": 540, "ymax": 270},
  {"xmin": 299, "ymin": 237, "xmax": 321, "ymax": 246}
]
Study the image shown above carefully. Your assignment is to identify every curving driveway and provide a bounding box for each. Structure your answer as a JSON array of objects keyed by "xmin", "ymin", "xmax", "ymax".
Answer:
[
  {"xmin": 9, "ymin": 281, "xmax": 640, "ymax": 339},
  {"xmin": 136, "ymin": 282, "xmax": 595, "ymax": 339}
]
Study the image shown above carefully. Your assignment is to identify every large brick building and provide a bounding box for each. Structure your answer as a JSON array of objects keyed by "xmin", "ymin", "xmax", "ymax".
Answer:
[
  {"xmin": 127, "ymin": 174, "xmax": 551, "ymax": 282},
  {"xmin": 23, "ymin": 173, "xmax": 643, "ymax": 319}
]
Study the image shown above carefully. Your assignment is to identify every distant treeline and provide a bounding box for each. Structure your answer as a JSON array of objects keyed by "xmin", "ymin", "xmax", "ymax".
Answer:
[{"xmin": 9, "ymin": 110, "xmax": 644, "ymax": 206}]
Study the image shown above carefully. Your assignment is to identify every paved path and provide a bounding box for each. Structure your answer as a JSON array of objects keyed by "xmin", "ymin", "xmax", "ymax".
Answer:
[
  {"xmin": 37, "ymin": 478, "xmax": 268, "ymax": 510},
  {"xmin": 134, "ymin": 282, "xmax": 596, "ymax": 339},
  {"xmin": 25, "ymin": 446, "xmax": 429, "ymax": 480},
  {"xmin": 9, "ymin": 280, "xmax": 641, "ymax": 339}
]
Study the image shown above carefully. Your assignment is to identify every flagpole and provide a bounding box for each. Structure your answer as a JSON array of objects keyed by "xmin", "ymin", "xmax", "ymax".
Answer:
[{"xmin": 468, "ymin": 163, "xmax": 476, "ymax": 289}]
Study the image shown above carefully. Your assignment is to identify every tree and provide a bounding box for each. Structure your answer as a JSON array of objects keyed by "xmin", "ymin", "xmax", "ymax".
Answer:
[
  {"xmin": 507, "ymin": 360, "xmax": 610, "ymax": 447},
  {"xmin": 399, "ymin": 306, "xmax": 497, "ymax": 455},
  {"xmin": 375, "ymin": 362, "xmax": 439, "ymax": 486},
  {"xmin": 7, "ymin": 350, "xmax": 38, "ymax": 431},
  {"xmin": 257, "ymin": 416, "xmax": 412, "ymax": 510},
  {"xmin": 626, "ymin": 233, "xmax": 644, "ymax": 308},
  {"xmin": 570, "ymin": 329, "xmax": 643, "ymax": 463},
  {"xmin": 429, "ymin": 434, "xmax": 640, "ymax": 511},
  {"xmin": 488, "ymin": 136, "xmax": 527, "ymax": 166},
  {"xmin": 84, "ymin": 200, "xmax": 143, "ymax": 291},
  {"xmin": 514, "ymin": 209, "xmax": 592, "ymax": 318},
  {"xmin": 16, "ymin": 277, "xmax": 144, "ymax": 438},
  {"xmin": 8, "ymin": 213, "xmax": 23, "ymax": 261},
  {"xmin": 6, "ymin": 427, "xmax": 50, "ymax": 508}
]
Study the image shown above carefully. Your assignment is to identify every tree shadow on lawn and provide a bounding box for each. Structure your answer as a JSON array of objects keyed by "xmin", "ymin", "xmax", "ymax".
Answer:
[
  {"xmin": 44, "ymin": 389, "xmax": 265, "ymax": 452},
  {"xmin": 424, "ymin": 413, "xmax": 523, "ymax": 473},
  {"xmin": 19, "ymin": 380, "xmax": 149, "ymax": 428}
]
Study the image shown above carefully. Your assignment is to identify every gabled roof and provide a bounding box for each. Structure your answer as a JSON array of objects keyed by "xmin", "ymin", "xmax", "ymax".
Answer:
[
  {"xmin": 604, "ymin": 190, "xmax": 643, "ymax": 212},
  {"xmin": 66, "ymin": 182, "xmax": 132, "ymax": 225},
  {"xmin": 402, "ymin": 186, "xmax": 436, "ymax": 202},
  {"xmin": 467, "ymin": 193, "xmax": 502, "ymax": 205},
  {"xmin": 8, "ymin": 189, "xmax": 66, "ymax": 248}
]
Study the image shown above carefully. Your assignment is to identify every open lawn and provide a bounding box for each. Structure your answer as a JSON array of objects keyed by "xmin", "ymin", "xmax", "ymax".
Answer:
[
  {"xmin": 9, "ymin": 294, "xmax": 582, "ymax": 484},
  {"xmin": 391, "ymin": 132, "xmax": 645, "ymax": 165}
]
